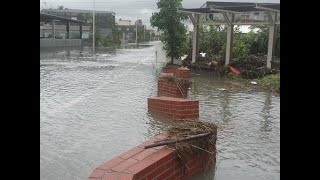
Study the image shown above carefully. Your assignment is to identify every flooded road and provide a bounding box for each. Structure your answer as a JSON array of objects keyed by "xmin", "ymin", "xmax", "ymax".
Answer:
[{"xmin": 40, "ymin": 44, "xmax": 279, "ymax": 180}]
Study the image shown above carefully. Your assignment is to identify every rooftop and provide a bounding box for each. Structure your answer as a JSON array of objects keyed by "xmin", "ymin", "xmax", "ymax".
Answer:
[
  {"xmin": 40, "ymin": 13, "xmax": 88, "ymax": 24},
  {"xmin": 42, "ymin": 9, "xmax": 115, "ymax": 15},
  {"xmin": 187, "ymin": 1, "xmax": 280, "ymax": 14}
]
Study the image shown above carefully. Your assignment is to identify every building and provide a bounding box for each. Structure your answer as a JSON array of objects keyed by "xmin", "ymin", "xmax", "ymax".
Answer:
[
  {"xmin": 135, "ymin": 19, "xmax": 143, "ymax": 26},
  {"xmin": 116, "ymin": 19, "xmax": 145, "ymax": 44},
  {"xmin": 41, "ymin": 9, "xmax": 115, "ymax": 39},
  {"xmin": 40, "ymin": 13, "xmax": 88, "ymax": 47},
  {"xmin": 40, "ymin": 22, "xmax": 91, "ymax": 39},
  {"xmin": 117, "ymin": 19, "xmax": 131, "ymax": 26}
]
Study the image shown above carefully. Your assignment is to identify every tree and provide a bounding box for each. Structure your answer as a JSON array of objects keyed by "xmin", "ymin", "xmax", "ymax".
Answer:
[
  {"xmin": 102, "ymin": 19, "xmax": 122, "ymax": 47},
  {"xmin": 199, "ymin": 25, "xmax": 226, "ymax": 58},
  {"xmin": 150, "ymin": 0, "xmax": 188, "ymax": 64},
  {"xmin": 83, "ymin": 14, "xmax": 121, "ymax": 47}
]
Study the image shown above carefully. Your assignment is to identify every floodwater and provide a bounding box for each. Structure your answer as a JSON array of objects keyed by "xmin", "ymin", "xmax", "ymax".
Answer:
[{"xmin": 40, "ymin": 44, "xmax": 280, "ymax": 180}]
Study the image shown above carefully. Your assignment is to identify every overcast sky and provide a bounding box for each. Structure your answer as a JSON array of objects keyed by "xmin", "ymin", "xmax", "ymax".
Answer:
[{"xmin": 40, "ymin": 0, "xmax": 280, "ymax": 29}]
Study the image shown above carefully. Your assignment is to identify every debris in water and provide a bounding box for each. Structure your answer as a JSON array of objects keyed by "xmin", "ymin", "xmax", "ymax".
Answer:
[
  {"xmin": 250, "ymin": 81, "xmax": 257, "ymax": 85},
  {"xmin": 145, "ymin": 120, "xmax": 218, "ymax": 162},
  {"xmin": 217, "ymin": 88, "xmax": 226, "ymax": 91},
  {"xmin": 228, "ymin": 65, "xmax": 241, "ymax": 75}
]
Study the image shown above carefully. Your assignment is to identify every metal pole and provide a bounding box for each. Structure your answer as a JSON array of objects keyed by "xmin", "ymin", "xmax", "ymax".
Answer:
[
  {"xmin": 135, "ymin": 16, "xmax": 138, "ymax": 44},
  {"xmin": 144, "ymin": 25, "xmax": 145, "ymax": 42},
  {"xmin": 80, "ymin": 23, "xmax": 82, "ymax": 39},
  {"xmin": 93, "ymin": 0, "xmax": 95, "ymax": 56},
  {"xmin": 52, "ymin": 20, "xmax": 55, "ymax": 39}
]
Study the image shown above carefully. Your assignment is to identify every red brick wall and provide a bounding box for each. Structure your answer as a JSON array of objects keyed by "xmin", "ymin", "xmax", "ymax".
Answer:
[
  {"xmin": 176, "ymin": 67, "xmax": 190, "ymax": 80},
  {"xmin": 148, "ymin": 96, "xmax": 199, "ymax": 120},
  {"xmin": 88, "ymin": 133, "xmax": 216, "ymax": 180},
  {"xmin": 157, "ymin": 73, "xmax": 189, "ymax": 98},
  {"xmin": 164, "ymin": 66, "xmax": 178, "ymax": 74},
  {"xmin": 163, "ymin": 67, "xmax": 190, "ymax": 80}
]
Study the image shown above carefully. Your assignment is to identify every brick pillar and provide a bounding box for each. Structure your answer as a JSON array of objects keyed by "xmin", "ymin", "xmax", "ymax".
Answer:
[{"xmin": 157, "ymin": 73, "xmax": 189, "ymax": 98}]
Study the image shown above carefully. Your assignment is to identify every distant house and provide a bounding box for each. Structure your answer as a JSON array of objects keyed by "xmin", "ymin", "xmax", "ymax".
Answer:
[
  {"xmin": 41, "ymin": 9, "xmax": 116, "ymax": 39},
  {"xmin": 116, "ymin": 19, "xmax": 145, "ymax": 43},
  {"xmin": 117, "ymin": 19, "xmax": 131, "ymax": 26}
]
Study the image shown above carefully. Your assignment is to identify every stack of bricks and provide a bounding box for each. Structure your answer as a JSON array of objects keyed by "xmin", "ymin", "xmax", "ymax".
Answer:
[{"xmin": 88, "ymin": 133, "xmax": 216, "ymax": 180}]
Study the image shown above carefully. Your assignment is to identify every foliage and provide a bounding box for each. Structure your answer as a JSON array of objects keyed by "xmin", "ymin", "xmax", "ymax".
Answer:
[
  {"xmin": 198, "ymin": 24, "xmax": 280, "ymax": 59},
  {"xmin": 199, "ymin": 25, "xmax": 226, "ymax": 59},
  {"xmin": 85, "ymin": 14, "xmax": 121, "ymax": 47},
  {"xmin": 130, "ymin": 26, "xmax": 151, "ymax": 43},
  {"xmin": 88, "ymin": 27, "xmax": 102, "ymax": 46},
  {"xmin": 249, "ymin": 25, "xmax": 269, "ymax": 55},
  {"xmin": 257, "ymin": 73, "xmax": 280, "ymax": 87},
  {"xmin": 102, "ymin": 17, "xmax": 121, "ymax": 47},
  {"xmin": 150, "ymin": 0, "xmax": 189, "ymax": 64}
]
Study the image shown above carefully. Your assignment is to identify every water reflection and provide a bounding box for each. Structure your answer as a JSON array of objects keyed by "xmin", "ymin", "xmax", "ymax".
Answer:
[
  {"xmin": 220, "ymin": 92, "xmax": 231, "ymax": 124},
  {"xmin": 260, "ymin": 92, "xmax": 273, "ymax": 133},
  {"xmin": 144, "ymin": 111, "xmax": 172, "ymax": 139}
]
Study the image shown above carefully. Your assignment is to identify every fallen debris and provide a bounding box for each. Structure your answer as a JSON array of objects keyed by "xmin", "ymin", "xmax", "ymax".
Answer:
[{"xmin": 145, "ymin": 120, "xmax": 218, "ymax": 160}]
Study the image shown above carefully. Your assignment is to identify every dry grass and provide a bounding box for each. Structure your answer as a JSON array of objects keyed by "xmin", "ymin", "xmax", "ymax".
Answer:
[{"xmin": 164, "ymin": 120, "xmax": 218, "ymax": 161}]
